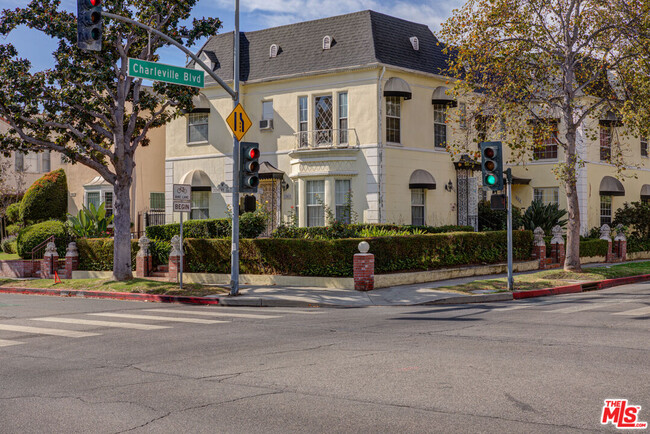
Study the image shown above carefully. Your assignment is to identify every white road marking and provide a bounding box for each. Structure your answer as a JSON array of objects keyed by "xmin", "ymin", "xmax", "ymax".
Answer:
[
  {"xmin": 212, "ymin": 307, "xmax": 323, "ymax": 315},
  {"xmin": 0, "ymin": 324, "xmax": 99, "ymax": 338},
  {"xmin": 0, "ymin": 339, "xmax": 24, "ymax": 347},
  {"xmin": 494, "ymin": 300, "xmax": 563, "ymax": 311},
  {"xmin": 546, "ymin": 300, "xmax": 634, "ymax": 314},
  {"xmin": 142, "ymin": 309, "xmax": 281, "ymax": 319},
  {"xmin": 613, "ymin": 306, "xmax": 650, "ymax": 316},
  {"xmin": 89, "ymin": 313, "xmax": 227, "ymax": 324},
  {"xmin": 32, "ymin": 317, "xmax": 172, "ymax": 330}
]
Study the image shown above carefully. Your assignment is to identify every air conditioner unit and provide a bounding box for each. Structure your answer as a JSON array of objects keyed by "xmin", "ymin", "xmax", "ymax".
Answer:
[{"xmin": 259, "ymin": 119, "xmax": 274, "ymax": 130}]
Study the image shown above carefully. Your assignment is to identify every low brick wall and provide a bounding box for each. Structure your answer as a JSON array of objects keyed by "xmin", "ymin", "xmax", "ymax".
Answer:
[{"xmin": 0, "ymin": 260, "xmax": 38, "ymax": 278}]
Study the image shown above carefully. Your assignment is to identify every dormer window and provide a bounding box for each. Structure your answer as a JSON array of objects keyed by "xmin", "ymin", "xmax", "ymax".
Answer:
[
  {"xmin": 269, "ymin": 44, "xmax": 278, "ymax": 58},
  {"xmin": 323, "ymin": 35, "xmax": 332, "ymax": 50},
  {"xmin": 410, "ymin": 36, "xmax": 419, "ymax": 51}
]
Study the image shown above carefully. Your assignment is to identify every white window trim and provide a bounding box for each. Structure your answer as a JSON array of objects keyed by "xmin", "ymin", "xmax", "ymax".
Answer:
[
  {"xmin": 386, "ymin": 96, "xmax": 401, "ymax": 144},
  {"xmin": 187, "ymin": 112, "xmax": 209, "ymax": 145}
]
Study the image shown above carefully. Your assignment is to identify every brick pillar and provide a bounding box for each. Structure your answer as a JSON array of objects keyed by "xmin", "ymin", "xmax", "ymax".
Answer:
[
  {"xmin": 550, "ymin": 225, "xmax": 565, "ymax": 267},
  {"xmin": 65, "ymin": 242, "xmax": 79, "ymax": 279},
  {"xmin": 532, "ymin": 227, "xmax": 547, "ymax": 269},
  {"xmin": 136, "ymin": 236, "xmax": 152, "ymax": 278},
  {"xmin": 41, "ymin": 242, "xmax": 58, "ymax": 279},
  {"xmin": 600, "ymin": 224, "xmax": 613, "ymax": 262},
  {"xmin": 167, "ymin": 235, "xmax": 183, "ymax": 283},
  {"xmin": 353, "ymin": 241, "xmax": 374, "ymax": 292},
  {"xmin": 613, "ymin": 224, "xmax": 627, "ymax": 262}
]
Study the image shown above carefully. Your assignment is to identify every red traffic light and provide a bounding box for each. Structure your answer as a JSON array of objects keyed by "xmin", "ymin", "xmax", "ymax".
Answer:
[
  {"xmin": 89, "ymin": 0, "xmax": 101, "ymax": 6},
  {"xmin": 483, "ymin": 147, "xmax": 495, "ymax": 158},
  {"xmin": 247, "ymin": 147, "xmax": 260, "ymax": 159}
]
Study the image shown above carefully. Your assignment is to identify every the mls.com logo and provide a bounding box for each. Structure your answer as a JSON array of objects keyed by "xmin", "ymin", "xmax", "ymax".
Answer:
[{"xmin": 601, "ymin": 399, "xmax": 648, "ymax": 429}]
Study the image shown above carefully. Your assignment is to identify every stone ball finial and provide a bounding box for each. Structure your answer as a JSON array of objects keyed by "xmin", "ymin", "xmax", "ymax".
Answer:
[
  {"xmin": 137, "ymin": 235, "xmax": 151, "ymax": 257},
  {"xmin": 170, "ymin": 235, "xmax": 181, "ymax": 257},
  {"xmin": 66, "ymin": 241, "xmax": 78, "ymax": 257},
  {"xmin": 614, "ymin": 224, "xmax": 627, "ymax": 242},
  {"xmin": 44, "ymin": 241, "xmax": 58, "ymax": 257},
  {"xmin": 550, "ymin": 225, "xmax": 564, "ymax": 245},
  {"xmin": 358, "ymin": 241, "xmax": 370, "ymax": 254},
  {"xmin": 533, "ymin": 227, "xmax": 545, "ymax": 246},
  {"xmin": 600, "ymin": 224, "xmax": 611, "ymax": 242}
]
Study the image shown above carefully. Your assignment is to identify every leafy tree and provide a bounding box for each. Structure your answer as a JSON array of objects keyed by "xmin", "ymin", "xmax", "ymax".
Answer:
[
  {"xmin": 520, "ymin": 200, "xmax": 568, "ymax": 234},
  {"xmin": 613, "ymin": 201, "xmax": 650, "ymax": 239},
  {"xmin": 477, "ymin": 200, "xmax": 522, "ymax": 231},
  {"xmin": 0, "ymin": 1, "xmax": 221, "ymax": 280},
  {"xmin": 440, "ymin": 0, "xmax": 646, "ymax": 271}
]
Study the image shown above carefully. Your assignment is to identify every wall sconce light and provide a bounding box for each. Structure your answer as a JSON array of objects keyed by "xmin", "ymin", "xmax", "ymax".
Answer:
[
  {"xmin": 445, "ymin": 180, "xmax": 453, "ymax": 192},
  {"xmin": 281, "ymin": 179, "xmax": 290, "ymax": 191}
]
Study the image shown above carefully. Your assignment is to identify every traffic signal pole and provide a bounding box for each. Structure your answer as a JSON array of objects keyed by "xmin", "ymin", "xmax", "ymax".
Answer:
[
  {"xmin": 505, "ymin": 168, "xmax": 514, "ymax": 291},
  {"xmin": 230, "ymin": 0, "xmax": 241, "ymax": 296}
]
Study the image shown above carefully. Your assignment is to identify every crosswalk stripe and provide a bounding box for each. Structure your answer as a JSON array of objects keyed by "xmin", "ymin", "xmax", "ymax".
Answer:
[
  {"xmin": 613, "ymin": 306, "xmax": 650, "ymax": 316},
  {"xmin": 212, "ymin": 307, "xmax": 323, "ymax": 315},
  {"xmin": 495, "ymin": 300, "xmax": 563, "ymax": 311},
  {"xmin": 0, "ymin": 339, "xmax": 24, "ymax": 347},
  {"xmin": 89, "ymin": 313, "xmax": 227, "ymax": 324},
  {"xmin": 0, "ymin": 324, "xmax": 99, "ymax": 338},
  {"xmin": 546, "ymin": 300, "xmax": 634, "ymax": 314},
  {"xmin": 31, "ymin": 317, "xmax": 172, "ymax": 330},
  {"xmin": 142, "ymin": 309, "xmax": 282, "ymax": 319}
]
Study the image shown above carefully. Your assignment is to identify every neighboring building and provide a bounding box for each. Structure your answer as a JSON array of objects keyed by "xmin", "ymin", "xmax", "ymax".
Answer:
[{"xmin": 166, "ymin": 10, "xmax": 470, "ymax": 230}]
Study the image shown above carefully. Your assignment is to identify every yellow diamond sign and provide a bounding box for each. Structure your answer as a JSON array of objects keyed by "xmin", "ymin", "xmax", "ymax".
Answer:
[{"xmin": 226, "ymin": 103, "xmax": 252, "ymax": 141}]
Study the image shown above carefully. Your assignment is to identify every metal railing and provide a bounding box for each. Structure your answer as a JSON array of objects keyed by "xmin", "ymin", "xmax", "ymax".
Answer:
[
  {"xmin": 31, "ymin": 235, "xmax": 55, "ymax": 274},
  {"xmin": 294, "ymin": 128, "xmax": 360, "ymax": 150}
]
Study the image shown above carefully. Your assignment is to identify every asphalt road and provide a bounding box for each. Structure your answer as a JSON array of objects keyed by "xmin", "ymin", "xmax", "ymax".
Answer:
[{"xmin": 0, "ymin": 284, "xmax": 648, "ymax": 433}]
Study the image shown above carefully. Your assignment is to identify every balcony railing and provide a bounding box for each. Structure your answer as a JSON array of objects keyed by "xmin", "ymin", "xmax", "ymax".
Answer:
[{"xmin": 294, "ymin": 129, "xmax": 360, "ymax": 150}]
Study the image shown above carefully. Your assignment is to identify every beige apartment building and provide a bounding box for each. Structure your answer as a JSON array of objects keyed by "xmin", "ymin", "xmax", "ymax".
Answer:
[
  {"xmin": 162, "ymin": 10, "xmax": 650, "ymax": 234},
  {"xmin": 0, "ymin": 118, "xmax": 166, "ymax": 233}
]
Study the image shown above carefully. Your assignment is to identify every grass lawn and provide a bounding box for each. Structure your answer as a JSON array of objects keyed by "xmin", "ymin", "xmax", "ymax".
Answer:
[
  {"xmin": 0, "ymin": 278, "xmax": 229, "ymax": 297},
  {"xmin": 0, "ymin": 252, "xmax": 20, "ymax": 260},
  {"xmin": 434, "ymin": 261, "xmax": 650, "ymax": 294}
]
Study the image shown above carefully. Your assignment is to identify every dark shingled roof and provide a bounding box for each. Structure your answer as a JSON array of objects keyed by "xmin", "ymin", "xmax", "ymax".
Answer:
[{"xmin": 192, "ymin": 10, "xmax": 449, "ymax": 84}]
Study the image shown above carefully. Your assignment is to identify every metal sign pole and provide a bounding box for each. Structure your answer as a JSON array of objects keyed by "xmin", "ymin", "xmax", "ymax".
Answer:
[
  {"xmin": 179, "ymin": 211, "xmax": 184, "ymax": 290},
  {"xmin": 506, "ymin": 168, "xmax": 514, "ymax": 291},
  {"xmin": 230, "ymin": 0, "xmax": 241, "ymax": 296}
]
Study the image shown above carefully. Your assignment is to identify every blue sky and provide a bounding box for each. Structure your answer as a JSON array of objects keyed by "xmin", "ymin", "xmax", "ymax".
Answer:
[{"xmin": 2, "ymin": 0, "xmax": 463, "ymax": 73}]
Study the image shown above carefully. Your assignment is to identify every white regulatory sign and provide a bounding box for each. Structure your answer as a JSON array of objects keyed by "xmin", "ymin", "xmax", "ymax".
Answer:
[
  {"xmin": 173, "ymin": 201, "xmax": 191, "ymax": 212},
  {"xmin": 173, "ymin": 184, "xmax": 191, "ymax": 201}
]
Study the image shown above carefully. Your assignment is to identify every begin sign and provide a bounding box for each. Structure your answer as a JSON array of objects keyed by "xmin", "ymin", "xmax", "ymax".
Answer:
[{"xmin": 128, "ymin": 58, "xmax": 204, "ymax": 88}]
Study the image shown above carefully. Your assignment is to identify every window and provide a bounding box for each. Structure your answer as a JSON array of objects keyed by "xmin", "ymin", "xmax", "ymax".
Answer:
[
  {"xmin": 409, "ymin": 36, "xmax": 419, "ymax": 51},
  {"xmin": 335, "ymin": 179, "xmax": 351, "ymax": 224},
  {"xmin": 386, "ymin": 96, "xmax": 401, "ymax": 143},
  {"xmin": 533, "ymin": 187, "xmax": 559, "ymax": 206},
  {"xmin": 42, "ymin": 151, "xmax": 51, "ymax": 172},
  {"xmin": 459, "ymin": 103, "xmax": 467, "ymax": 129},
  {"xmin": 104, "ymin": 192, "xmax": 113, "ymax": 218},
  {"xmin": 190, "ymin": 190, "xmax": 210, "ymax": 220},
  {"xmin": 338, "ymin": 92, "xmax": 348, "ymax": 145},
  {"xmin": 411, "ymin": 189, "xmax": 426, "ymax": 226},
  {"xmin": 600, "ymin": 124, "xmax": 612, "ymax": 161},
  {"xmin": 315, "ymin": 95, "xmax": 333, "ymax": 146},
  {"xmin": 86, "ymin": 192, "xmax": 100, "ymax": 209},
  {"xmin": 188, "ymin": 112, "xmax": 208, "ymax": 143},
  {"xmin": 14, "ymin": 153, "xmax": 23, "ymax": 172},
  {"xmin": 306, "ymin": 180, "xmax": 324, "ymax": 227},
  {"xmin": 433, "ymin": 103, "xmax": 447, "ymax": 149},
  {"xmin": 323, "ymin": 36, "xmax": 331, "ymax": 50},
  {"xmin": 24, "ymin": 153, "xmax": 39, "ymax": 173},
  {"xmin": 269, "ymin": 44, "xmax": 278, "ymax": 58},
  {"xmin": 150, "ymin": 192, "xmax": 165, "ymax": 211},
  {"xmin": 600, "ymin": 195, "xmax": 612, "ymax": 226},
  {"xmin": 262, "ymin": 101, "xmax": 273, "ymax": 121},
  {"xmin": 642, "ymin": 137, "xmax": 648, "ymax": 158},
  {"xmin": 533, "ymin": 122, "xmax": 558, "ymax": 160},
  {"xmin": 298, "ymin": 96, "xmax": 308, "ymax": 147}
]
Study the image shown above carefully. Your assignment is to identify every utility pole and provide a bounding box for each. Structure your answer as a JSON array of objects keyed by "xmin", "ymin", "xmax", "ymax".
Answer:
[
  {"xmin": 230, "ymin": 0, "xmax": 241, "ymax": 296},
  {"xmin": 505, "ymin": 168, "xmax": 514, "ymax": 291}
]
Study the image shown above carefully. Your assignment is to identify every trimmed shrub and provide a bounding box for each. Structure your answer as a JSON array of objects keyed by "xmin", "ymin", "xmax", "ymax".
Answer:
[
  {"xmin": 579, "ymin": 239, "xmax": 609, "ymax": 257},
  {"xmin": 271, "ymin": 223, "xmax": 475, "ymax": 240},
  {"xmin": 16, "ymin": 220, "xmax": 69, "ymax": 259},
  {"xmin": 1, "ymin": 235, "xmax": 17, "ymax": 254},
  {"xmin": 146, "ymin": 215, "xmax": 267, "ymax": 241},
  {"xmin": 20, "ymin": 169, "xmax": 68, "ymax": 224},
  {"xmin": 5, "ymin": 224, "xmax": 20, "ymax": 236},
  {"xmin": 627, "ymin": 236, "xmax": 650, "ymax": 253},
  {"xmin": 181, "ymin": 230, "xmax": 533, "ymax": 277},
  {"xmin": 478, "ymin": 200, "xmax": 523, "ymax": 231},
  {"xmin": 76, "ymin": 238, "xmax": 139, "ymax": 271},
  {"xmin": 5, "ymin": 203, "xmax": 20, "ymax": 225}
]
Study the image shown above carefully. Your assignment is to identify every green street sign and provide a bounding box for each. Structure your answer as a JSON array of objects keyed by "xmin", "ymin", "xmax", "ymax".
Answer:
[{"xmin": 127, "ymin": 58, "xmax": 204, "ymax": 88}]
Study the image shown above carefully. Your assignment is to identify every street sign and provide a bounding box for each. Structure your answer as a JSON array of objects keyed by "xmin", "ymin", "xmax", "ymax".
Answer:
[
  {"xmin": 226, "ymin": 103, "xmax": 252, "ymax": 141},
  {"xmin": 128, "ymin": 58, "xmax": 204, "ymax": 88},
  {"xmin": 173, "ymin": 184, "xmax": 191, "ymax": 201},
  {"xmin": 173, "ymin": 201, "xmax": 191, "ymax": 212}
]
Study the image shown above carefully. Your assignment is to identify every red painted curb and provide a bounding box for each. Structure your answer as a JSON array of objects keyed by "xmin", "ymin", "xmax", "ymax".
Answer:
[
  {"xmin": 513, "ymin": 273, "xmax": 650, "ymax": 300},
  {"xmin": 0, "ymin": 286, "xmax": 220, "ymax": 305}
]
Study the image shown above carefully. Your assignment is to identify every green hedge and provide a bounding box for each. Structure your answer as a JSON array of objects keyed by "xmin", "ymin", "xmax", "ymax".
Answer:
[
  {"xmin": 627, "ymin": 236, "xmax": 650, "ymax": 253},
  {"xmin": 5, "ymin": 203, "xmax": 20, "ymax": 225},
  {"xmin": 543, "ymin": 237, "xmax": 609, "ymax": 257},
  {"xmin": 17, "ymin": 220, "xmax": 69, "ymax": 259},
  {"xmin": 145, "ymin": 214, "xmax": 267, "ymax": 241},
  {"xmin": 20, "ymin": 169, "xmax": 68, "ymax": 224},
  {"xmin": 271, "ymin": 223, "xmax": 475, "ymax": 239},
  {"xmin": 76, "ymin": 238, "xmax": 139, "ymax": 271},
  {"xmin": 180, "ymin": 230, "xmax": 533, "ymax": 277}
]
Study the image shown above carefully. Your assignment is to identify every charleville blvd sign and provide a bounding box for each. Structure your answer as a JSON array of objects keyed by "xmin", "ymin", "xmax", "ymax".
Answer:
[{"xmin": 128, "ymin": 58, "xmax": 204, "ymax": 88}]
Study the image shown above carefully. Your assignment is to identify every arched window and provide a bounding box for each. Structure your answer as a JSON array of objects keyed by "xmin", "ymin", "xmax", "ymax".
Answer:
[
  {"xmin": 269, "ymin": 44, "xmax": 278, "ymax": 58},
  {"xmin": 323, "ymin": 36, "xmax": 331, "ymax": 50},
  {"xmin": 409, "ymin": 36, "xmax": 419, "ymax": 51}
]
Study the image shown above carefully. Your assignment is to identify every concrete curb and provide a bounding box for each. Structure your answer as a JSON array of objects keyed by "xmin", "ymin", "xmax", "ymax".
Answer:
[{"xmin": 512, "ymin": 274, "xmax": 650, "ymax": 300}]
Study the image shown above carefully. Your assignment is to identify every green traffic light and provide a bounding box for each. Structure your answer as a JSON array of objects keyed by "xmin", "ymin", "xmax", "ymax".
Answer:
[{"xmin": 486, "ymin": 174, "xmax": 497, "ymax": 185}]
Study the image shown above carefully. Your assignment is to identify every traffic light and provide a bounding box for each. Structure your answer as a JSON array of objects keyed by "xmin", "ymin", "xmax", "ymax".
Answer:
[
  {"xmin": 77, "ymin": 0, "xmax": 103, "ymax": 51},
  {"xmin": 240, "ymin": 142, "xmax": 260, "ymax": 193},
  {"xmin": 480, "ymin": 141, "xmax": 504, "ymax": 191}
]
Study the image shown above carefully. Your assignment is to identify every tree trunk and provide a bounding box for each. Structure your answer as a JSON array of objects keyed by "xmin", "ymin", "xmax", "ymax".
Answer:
[
  {"xmin": 112, "ymin": 176, "xmax": 133, "ymax": 281},
  {"xmin": 564, "ymin": 126, "xmax": 582, "ymax": 272}
]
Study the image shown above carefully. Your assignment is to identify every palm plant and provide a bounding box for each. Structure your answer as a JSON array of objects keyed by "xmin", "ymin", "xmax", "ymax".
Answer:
[{"xmin": 520, "ymin": 200, "xmax": 568, "ymax": 234}]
